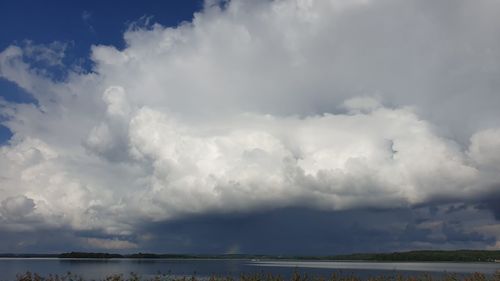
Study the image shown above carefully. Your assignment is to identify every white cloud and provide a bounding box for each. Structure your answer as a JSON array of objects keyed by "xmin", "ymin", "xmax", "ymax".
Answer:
[
  {"xmin": 469, "ymin": 128, "xmax": 500, "ymax": 169},
  {"xmin": 0, "ymin": 0, "xmax": 500, "ymax": 238}
]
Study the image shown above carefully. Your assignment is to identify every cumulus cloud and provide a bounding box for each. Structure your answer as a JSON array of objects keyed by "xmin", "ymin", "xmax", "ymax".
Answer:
[
  {"xmin": 1, "ymin": 0, "xmax": 500, "ymax": 249},
  {"xmin": 1, "ymin": 195, "xmax": 35, "ymax": 219},
  {"xmin": 469, "ymin": 129, "xmax": 500, "ymax": 169}
]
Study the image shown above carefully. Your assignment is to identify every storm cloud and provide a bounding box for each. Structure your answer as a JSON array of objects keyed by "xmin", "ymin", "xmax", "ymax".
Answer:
[{"xmin": 0, "ymin": 0, "xmax": 500, "ymax": 252}]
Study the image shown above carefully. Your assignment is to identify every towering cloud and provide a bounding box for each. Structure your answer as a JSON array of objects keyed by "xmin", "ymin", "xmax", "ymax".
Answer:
[{"xmin": 1, "ymin": 0, "xmax": 499, "ymax": 251}]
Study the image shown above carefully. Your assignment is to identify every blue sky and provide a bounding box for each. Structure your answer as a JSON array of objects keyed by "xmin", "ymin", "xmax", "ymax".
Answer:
[
  {"xmin": 0, "ymin": 1, "xmax": 202, "ymax": 50},
  {"xmin": 0, "ymin": 0, "xmax": 202, "ymax": 143},
  {"xmin": 1, "ymin": 0, "xmax": 500, "ymax": 254}
]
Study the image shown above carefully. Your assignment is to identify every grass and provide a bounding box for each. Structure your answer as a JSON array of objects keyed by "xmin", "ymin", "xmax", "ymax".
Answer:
[{"xmin": 12, "ymin": 271, "xmax": 500, "ymax": 281}]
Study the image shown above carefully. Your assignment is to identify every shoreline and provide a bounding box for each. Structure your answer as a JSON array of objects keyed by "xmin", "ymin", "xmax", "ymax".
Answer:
[{"xmin": 0, "ymin": 257, "xmax": 498, "ymax": 264}]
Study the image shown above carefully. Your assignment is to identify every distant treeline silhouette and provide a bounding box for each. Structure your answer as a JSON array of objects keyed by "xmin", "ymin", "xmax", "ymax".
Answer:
[
  {"xmin": 58, "ymin": 252, "xmax": 194, "ymax": 259},
  {"xmin": 3, "ymin": 250, "xmax": 500, "ymax": 262},
  {"xmin": 330, "ymin": 250, "xmax": 500, "ymax": 262},
  {"xmin": 58, "ymin": 252, "xmax": 124, "ymax": 259}
]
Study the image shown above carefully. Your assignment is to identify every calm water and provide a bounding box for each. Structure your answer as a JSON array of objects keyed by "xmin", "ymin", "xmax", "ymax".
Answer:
[{"xmin": 0, "ymin": 259, "xmax": 498, "ymax": 280}]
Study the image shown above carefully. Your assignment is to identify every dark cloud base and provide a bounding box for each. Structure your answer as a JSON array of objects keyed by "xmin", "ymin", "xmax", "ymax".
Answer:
[{"xmin": 0, "ymin": 204, "xmax": 496, "ymax": 254}]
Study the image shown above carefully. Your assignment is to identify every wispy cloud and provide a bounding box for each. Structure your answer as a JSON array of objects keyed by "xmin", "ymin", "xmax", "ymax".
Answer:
[{"xmin": 82, "ymin": 10, "xmax": 95, "ymax": 33}]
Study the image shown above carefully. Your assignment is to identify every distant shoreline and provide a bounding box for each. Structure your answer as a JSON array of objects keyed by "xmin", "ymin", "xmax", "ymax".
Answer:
[
  {"xmin": 0, "ymin": 258, "xmax": 497, "ymax": 264},
  {"xmin": 0, "ymin": 250, "xmax": 499, "ymax": 263}
]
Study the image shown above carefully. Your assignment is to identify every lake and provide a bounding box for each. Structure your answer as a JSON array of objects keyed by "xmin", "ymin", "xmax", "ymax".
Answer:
[{"xmin": 0, "ymin": 259, "xmax": 498, "ymax": 280}]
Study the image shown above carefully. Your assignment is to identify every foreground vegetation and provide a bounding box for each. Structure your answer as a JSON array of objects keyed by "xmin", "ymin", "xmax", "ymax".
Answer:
[{"xmin": 13, "ymin": 271, "xmax": 500, "ymax": 281}]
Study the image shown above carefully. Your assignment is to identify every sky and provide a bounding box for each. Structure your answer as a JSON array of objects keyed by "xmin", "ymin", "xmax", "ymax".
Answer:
[{"xmin": 0, "ymin": 0, "xmax": 500, "ymax": 254}]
